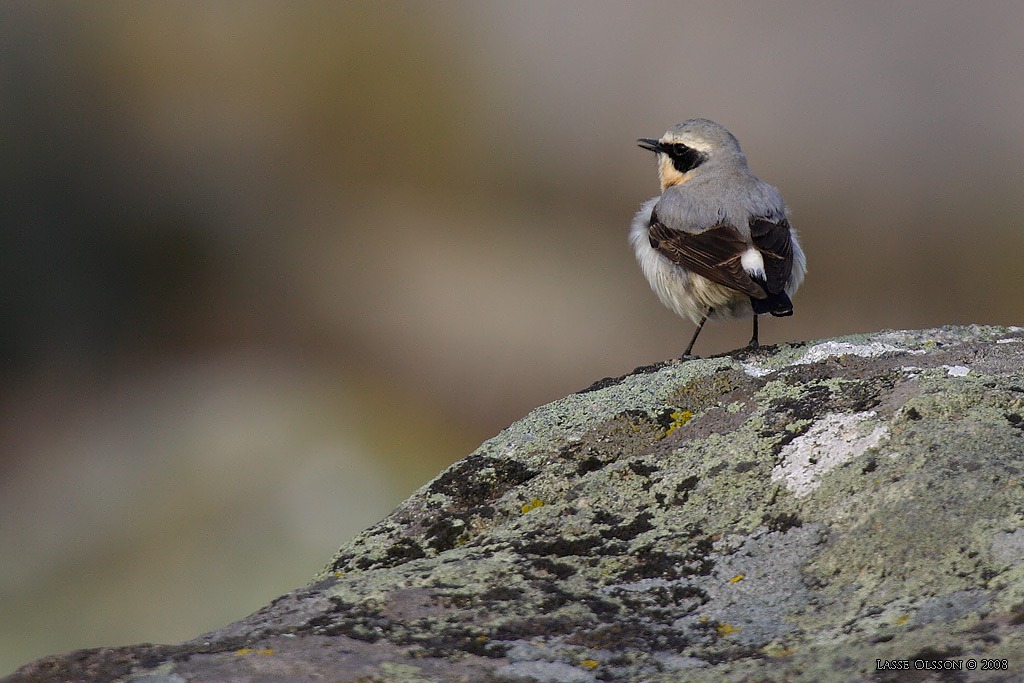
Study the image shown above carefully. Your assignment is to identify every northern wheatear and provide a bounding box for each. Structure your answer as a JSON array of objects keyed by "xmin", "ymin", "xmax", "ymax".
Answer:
[{"xmin": 630, "ymin": 118, "xmax": 806, "ymax": 356}]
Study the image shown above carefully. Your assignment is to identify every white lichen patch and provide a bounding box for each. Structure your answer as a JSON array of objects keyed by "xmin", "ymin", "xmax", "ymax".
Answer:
[
  {"xmin": 794, "ymin": 341, "xmax": 925, "ymax": 366},
  {"xmin": 997, "ymin": 338, "xmax": 1023, "ymax": 344},
  {"xmin": 734, "ymin": 335, "xmax": 940, "ymax": 379},
  {"xmin": 943, "ymin": 365, "xmax": 970, "ymax": 377},
  {"xmin": 771, "ymin": 412, "xmax": 889, "ymax": 497},
  {"xmin": 740, "ymin": 362, "xmax": 772, "ymax": 378}
]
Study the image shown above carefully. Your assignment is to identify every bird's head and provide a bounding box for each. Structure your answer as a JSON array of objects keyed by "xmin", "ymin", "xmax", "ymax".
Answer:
[{"xmin": 638, "ymin": 118, "xmax": 746, "ymax": 190}]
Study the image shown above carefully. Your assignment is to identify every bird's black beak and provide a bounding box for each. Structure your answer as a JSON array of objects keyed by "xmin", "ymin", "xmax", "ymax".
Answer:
[{"xmin": 637, "ymin": 138, "xmax": 662, "ymax": 153}]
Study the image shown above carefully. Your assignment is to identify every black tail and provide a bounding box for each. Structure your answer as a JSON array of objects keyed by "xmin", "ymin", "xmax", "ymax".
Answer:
[{"xmin": 750, "ymin": 289, "xmax": 793, "ymax": 317}]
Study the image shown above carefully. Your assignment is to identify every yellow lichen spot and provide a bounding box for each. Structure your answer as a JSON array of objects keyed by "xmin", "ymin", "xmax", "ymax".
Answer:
[
  {"xmin": 235, "ymin": 649, "xmax": 252, "ymax": 655},
  {"xmin": 257, "ymin": 649, "xmax": 274, "ymax": 655},
  {"xmin": 896, "ymin": 615, "xmax": 910, "ymax": 625},
  {"xmin": 665, "ymin": 410, "xmax": 694, "ymax": 436},
  {"xmin": 717, "ymin": 623, "xmax": 741, "ymax": 636},
  {"xmin": 579, "ymin": 660, "xmax": 600, "ymax": 670},
  {"xmin": 521, "ymin": 498, "xmax": 545, "ymax": 514},
  {"xmin": 762, "ymin": 641, "xmax": 795, "ymax": 658},
  {"xmin": 729, "ymin": 574, "xmax": 745, "ymax": 584}
]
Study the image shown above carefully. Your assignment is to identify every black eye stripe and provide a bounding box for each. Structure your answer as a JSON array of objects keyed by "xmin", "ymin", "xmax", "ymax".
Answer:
[{"xmin": 666, "ymin": 143, "xmax": 707, "ymax": 175}]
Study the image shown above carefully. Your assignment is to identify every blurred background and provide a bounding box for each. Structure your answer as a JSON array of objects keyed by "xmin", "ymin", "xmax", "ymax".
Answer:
[{"xmin": 2, "ymin": 0, "xmax": 1022, "ymax": 673}]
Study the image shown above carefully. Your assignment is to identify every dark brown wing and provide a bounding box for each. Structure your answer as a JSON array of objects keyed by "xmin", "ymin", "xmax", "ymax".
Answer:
[
  {"xmin": 648, "ymin": 212, "xmax": 766, "ymax": 298},
  {"xmin": 748, "ymin": 217, "xmax": 794, "ymax": 294}
]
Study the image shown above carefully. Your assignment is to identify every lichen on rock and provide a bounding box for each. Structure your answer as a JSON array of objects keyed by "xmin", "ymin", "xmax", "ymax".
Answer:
[{"xmin": 7, "ymin": 325, "xmax": 1024, "ymax": 682}]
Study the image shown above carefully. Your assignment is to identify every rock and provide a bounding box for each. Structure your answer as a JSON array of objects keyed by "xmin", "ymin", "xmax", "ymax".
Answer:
[{"xmin": 7, "ymin": 325, "xmax": 1024, "ymax": 683}]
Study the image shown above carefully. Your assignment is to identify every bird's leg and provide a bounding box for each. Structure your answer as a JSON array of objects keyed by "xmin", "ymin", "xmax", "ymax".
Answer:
[
  {"xmin": 683, "ymin": 308, "xmax": 713, "ymax": 357},
  {"xmin": 747, "ymin": 314, "xmax": 760, "ymax": 349}
]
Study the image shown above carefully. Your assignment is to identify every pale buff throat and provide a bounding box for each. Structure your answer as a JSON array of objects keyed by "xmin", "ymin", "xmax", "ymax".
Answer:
[{"xmin": 658, "ymin": 154, "xmax": 698, "ymax": 190}]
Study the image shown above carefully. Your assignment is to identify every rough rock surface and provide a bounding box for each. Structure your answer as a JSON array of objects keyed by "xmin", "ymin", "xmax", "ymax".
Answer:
[{"xmin": 7, "ymin": 326, "xmax": 1024, "ymax": 683}]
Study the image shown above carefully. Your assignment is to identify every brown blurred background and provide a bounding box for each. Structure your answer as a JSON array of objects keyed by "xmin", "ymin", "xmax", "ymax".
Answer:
[{"xmin": 2, "ymin": 1, "xmax": 1022, "ymax": 673}]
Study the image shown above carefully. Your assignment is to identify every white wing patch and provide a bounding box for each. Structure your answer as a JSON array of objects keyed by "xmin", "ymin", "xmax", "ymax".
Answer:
[{"xmin": 740, "ymin": 248, "xmax": 765, "ymax": 279}]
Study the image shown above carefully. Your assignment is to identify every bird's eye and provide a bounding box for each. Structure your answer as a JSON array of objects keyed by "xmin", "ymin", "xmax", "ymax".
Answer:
[{"xmin": 672, "ymin": 143, "xmax": 688, "ymax": 156}]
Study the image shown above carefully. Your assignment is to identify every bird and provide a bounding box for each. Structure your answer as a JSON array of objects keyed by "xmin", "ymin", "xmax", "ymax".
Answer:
[{"xmin": 630, "ymin": 118, "xmax": 806, "ymax": 357}]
